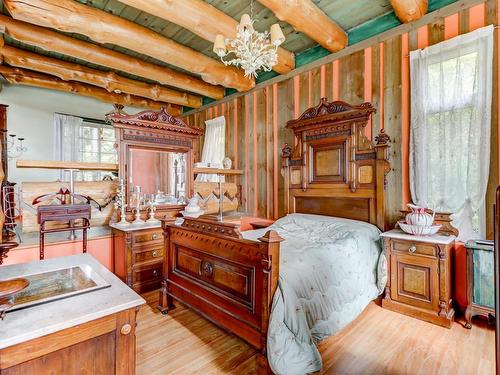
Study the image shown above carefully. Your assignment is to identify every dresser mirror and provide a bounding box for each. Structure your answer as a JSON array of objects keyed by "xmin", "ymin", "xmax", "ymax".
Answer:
[{"xmin": 128, "ymin": 148, "xmax": 187, "ymax": 205}]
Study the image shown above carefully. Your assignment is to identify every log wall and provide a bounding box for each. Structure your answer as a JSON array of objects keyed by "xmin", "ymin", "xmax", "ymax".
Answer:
[{"xmin": 183, "ymin": 0, "xmax": 499, "ymax": 239}]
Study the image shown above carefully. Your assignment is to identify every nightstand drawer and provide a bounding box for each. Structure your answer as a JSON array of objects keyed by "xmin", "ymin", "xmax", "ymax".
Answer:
[
  {"xmin": 132, "ymin": 230, "xmax": 163, "ymax": 247},
  {"xmin": 133, "ymin": 246, "xmax": 163, "ymax": 264},
  {"xmin": 392, "ymin": 240, "xmax": 437, "ymax": 258},
  {"xmin": 133, "ymin": 262, "xmax": 162, "ymax": 284}
]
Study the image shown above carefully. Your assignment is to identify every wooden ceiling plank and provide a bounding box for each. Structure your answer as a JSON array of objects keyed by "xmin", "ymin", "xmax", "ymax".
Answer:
[
  {"xmin": 0, "ymin": 15, "xmax": 224, "ymax": 99},
  {"xmin": 3, "ymin": 0, "xmax": 254, "ymax": 92},
  {"xmin": 256, "ymin": 0, "xmax": 348, "ymax": 53},
  {"xmin": 115, "ymin": 0, "xmax": 295, "ymax": 74},
  {"xmin": 390, "ymin": 0, "xmax": 428, "ymax": 23},
  {"xmin": 0, "ymin": 65, "xmax": 182, "ymax": 114},
  {"xmin": 0, "ymin": 45, "xmax": 202, "ymax": 108}
]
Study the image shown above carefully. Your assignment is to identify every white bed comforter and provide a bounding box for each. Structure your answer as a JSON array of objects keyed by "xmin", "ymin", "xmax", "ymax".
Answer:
[{"xmin": 242, "ymin": 214, "xmax": 387, "ymax": 375}]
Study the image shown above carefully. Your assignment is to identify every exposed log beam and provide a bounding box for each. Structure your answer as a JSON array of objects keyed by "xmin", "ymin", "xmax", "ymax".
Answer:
[
  {"xmin": 257, "ymin": 0, "xmax": 348, "ymax": 53},
  {"xmin": 0, "ymin": 45, "xmax": 201, "ymax": 108},
  {"xmin": 0, "ymin": 16, "xmax": 223, "ymax": 99},
  {"xmin": 390, "ymin": 0, "xmax": 428, "ymax": 23},
  {"xmin": 3, "ymin": 0, "xmax": 254, "ymax": 92},
  {"xmin": 0, "ymin": 66, "xmax": 182, "ymax": 115},
  {"xmin": 116, "ymin": 0, "xmax": 295, "ymax": 75}
]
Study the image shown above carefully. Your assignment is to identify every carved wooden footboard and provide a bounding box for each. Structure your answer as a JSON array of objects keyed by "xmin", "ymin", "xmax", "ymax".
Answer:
[{"xmin": 158, "ymin": 217, "xmax": 282, "ymax": 373}]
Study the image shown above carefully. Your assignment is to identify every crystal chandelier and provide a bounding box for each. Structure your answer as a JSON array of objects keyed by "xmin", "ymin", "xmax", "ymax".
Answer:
[{"xmin": 213, "ymin": 0, "xmax": 285, "ymax": 78}]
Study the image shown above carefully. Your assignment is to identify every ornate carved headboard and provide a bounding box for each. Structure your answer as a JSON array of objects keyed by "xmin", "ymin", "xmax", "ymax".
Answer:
[{"xmin": 282, "ymin": 98, "xmax": 391, "ymax": 230}]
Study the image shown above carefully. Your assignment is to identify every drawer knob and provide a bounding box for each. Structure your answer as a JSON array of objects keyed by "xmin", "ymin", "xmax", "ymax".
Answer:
[
  {"xmin": 408, "ymin": 245, "xmax": 417, "ymax": 253},
  {"xmin": 121, "ymin": 324, "xmax": 132, "ymax": 335},
  {"xmin": 152, "ymin": 250, "xmax": 158, "ymax": 257},
  {"xmin": 201, "ymin": 261, "xmax": 214, "ymax": 278},
  {"xmin": 153, "ymin": 269, "xmax": 159, "ymax": 277},
  {"xmin": 152, "ymin": 233, "xmax": 158, "ymax": 240}
]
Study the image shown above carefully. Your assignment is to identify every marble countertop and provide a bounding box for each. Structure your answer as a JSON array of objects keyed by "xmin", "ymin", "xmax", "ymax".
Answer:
[
  {"xmin": 109, "ymin": 221, "xmax": 162, "ymax": 232},
  {"xmin": 0, "ymin": 254, "xmax": 145, "ymax": 349},
  {"xmin": 381, "ymin": 229, "xmax": 456, "ymax": 245}
]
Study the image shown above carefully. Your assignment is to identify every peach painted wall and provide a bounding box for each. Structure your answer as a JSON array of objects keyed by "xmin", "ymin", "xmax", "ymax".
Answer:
[{"xmin": 2, "ymin": 236, "xmax": 113, "ymax": 270}]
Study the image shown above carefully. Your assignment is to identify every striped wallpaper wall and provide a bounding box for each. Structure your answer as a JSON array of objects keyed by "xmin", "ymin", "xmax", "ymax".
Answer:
[{"xmin": 184, "ymin": 0, "xmax": 499, "ymax": 238}]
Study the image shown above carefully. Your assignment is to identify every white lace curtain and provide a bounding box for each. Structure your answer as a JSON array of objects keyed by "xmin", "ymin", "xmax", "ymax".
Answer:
[
  {"xmin": 196, "ymin": 116, "xmax": 226, "ymax": 182},
  {"xmin": 409, "ymin": 25, "xmax": 493, "ymax": 241},
  {"xmin": 54, "ymin": 113, "xmax": 83, "ymax": 180}
]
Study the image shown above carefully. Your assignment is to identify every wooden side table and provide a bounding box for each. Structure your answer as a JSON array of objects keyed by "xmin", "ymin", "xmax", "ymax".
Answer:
[
  {"xmin": 381, "ymin": 229, "xmax": 456, "ymax": 328},
  {"xmin": 465, "ymin": 240, "xmax": 495, "ymax": 328},
  {"xmin": 37, "ymin": 204, "xmax": 91, "ymax": 260}
]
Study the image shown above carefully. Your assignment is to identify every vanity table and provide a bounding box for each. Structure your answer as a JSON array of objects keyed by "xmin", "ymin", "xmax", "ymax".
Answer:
[{"xmin": 106, "ymin": 107, "xmax": 203, "ymax": 293}]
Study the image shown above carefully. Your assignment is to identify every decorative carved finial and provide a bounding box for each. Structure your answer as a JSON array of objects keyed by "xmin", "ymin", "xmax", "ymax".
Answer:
[
  {"xmin": 282, "ymin": 143, "xmax": 292, "ymax": 158},
  {"xmin": 105, "ymin": 104, "xmax": 126, "ymax": 120},
  {"xmin": 258, "ymin": 230, "xmax": 284, "ymax": 243},
  {"xmin": 375, "ymin": 129, "xmax": 390, "ymax": 145}
]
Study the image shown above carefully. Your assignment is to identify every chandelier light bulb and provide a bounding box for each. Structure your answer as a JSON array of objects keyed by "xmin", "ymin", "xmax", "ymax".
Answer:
[
  {"xmin": 213, "ymin": 34, "xmax": 227, "ymax": 57},
  {"xmin": 240, "ymin": 14, "xmax": 253, "ymax": 29},
  {"xmin": 270, "ymin": 24, "xmax": 285, "ymax": 46}
]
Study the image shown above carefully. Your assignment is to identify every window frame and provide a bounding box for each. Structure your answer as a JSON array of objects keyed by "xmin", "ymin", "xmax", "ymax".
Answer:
[{"xmin": 71, "ymin": 119, "xmax": 117, "ymax": 181}]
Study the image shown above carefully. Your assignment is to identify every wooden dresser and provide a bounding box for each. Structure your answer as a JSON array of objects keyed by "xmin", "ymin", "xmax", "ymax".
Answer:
[
  {"xmin": 112, "ymin": 224, "xmax": 164, "ymax": 294},
  {"xmin": 381, "ymin": 229, "xmax": 456, "ymax": 328},
  {"xmin": 0, "ymin": 254, "xmax": 144, "ymax": 375},
  {"xmin": 106, "ymin": 107, "xmax": 204, "ymax": 294}
]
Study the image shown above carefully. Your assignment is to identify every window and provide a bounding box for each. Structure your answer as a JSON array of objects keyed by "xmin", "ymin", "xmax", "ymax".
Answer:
[
  {"xmin": 78, "ymin": 121, "xmax": 117, "ymax": 181},
  {"xmin": 409, "ymin": 26, "xmax": 493, "ymax": 241},
  {"xmin": 54, "ymin": 114, "xmax": 117, "ymax": 181},
  {"xmin": 195, "ymin": 116, "xmax": 226, "ymax": 182}
]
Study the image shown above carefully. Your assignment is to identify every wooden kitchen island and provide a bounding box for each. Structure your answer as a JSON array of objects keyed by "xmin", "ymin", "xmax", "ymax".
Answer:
[{"xmin": 0, "ymin": 254, "xmax": 145, "ymax": 375}]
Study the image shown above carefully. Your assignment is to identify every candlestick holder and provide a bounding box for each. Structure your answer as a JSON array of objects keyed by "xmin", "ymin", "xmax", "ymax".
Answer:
[
  {"xmin": 132, "ymin": 207, "xmax": 144, "ymax": 225},
  {"xmin": 132, "ymin": 187, "xmax": 145, "ymax": 225},
  {"xmin": 114, "ymin": 179, "xmax": 130, "ymax": 226},
  {"xmin": 146, "ymin": 203, "xmax": 160, "ymax": 224}
]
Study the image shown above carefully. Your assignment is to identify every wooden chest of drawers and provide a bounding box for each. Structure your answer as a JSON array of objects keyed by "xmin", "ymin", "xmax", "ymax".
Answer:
[
  {"xmin": 112, "ymin": 226, "xmax": 164, "ymax": 294},
  {"xmin": 381, "ymin": 229, "xmax": 456, "ymax": 328}
]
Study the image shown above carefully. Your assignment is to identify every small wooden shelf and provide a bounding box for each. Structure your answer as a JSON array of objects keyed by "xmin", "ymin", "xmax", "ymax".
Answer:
[
  {"xmin": 17, "ymin": 159, "xmax": 118, "ymax": 171},
  {"xmin": 193, "ymin": 168, "xmax": 243, "ymax": 175}
]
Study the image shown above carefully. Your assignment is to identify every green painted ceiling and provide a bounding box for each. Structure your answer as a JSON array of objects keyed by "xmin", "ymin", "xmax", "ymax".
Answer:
[{"xmin": 0, "ymin": 0, "xmax": 457, "ymax": 108}]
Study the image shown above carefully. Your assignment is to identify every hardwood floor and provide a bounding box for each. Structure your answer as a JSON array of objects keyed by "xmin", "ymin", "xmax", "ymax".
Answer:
[{"xmin": 136, "ymin": 291, "xmax": 495, "ymax": 374}]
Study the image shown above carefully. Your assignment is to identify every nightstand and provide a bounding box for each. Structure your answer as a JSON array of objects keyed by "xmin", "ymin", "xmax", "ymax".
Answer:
[{"xmin": 381, "ymin": 229, "xmax": 456, "ymax": 328}]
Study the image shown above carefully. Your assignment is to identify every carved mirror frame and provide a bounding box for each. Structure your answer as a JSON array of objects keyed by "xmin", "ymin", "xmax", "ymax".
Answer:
[{"xmin": 106, "ymin": 106, "xmax": 204, "ymax": 218}]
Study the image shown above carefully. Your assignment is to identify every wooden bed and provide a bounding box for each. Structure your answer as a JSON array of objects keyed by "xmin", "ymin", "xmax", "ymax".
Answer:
[{"xmin": 158, "ymin": 98, "xmax": 391, "ymax": 374}]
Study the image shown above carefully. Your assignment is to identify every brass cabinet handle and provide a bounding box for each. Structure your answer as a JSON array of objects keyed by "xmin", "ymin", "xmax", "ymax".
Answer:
[
  {"xmin": 409, "ymin": 245, "xmax": 417, "ymax": 253},
  {"xmin": 153, "ymin": 269, "xmax": 159, "ymax": 277},
  {"xmin": 152, "ymin": 250, "xmax": 158, "ymax": 257},
  {"xmin": 152, "ymin": 233, "xmax": 158, "ymax": 240},
  {"xmin": 121, "ymin": 324, "xmax": 132, "ymax": 335}
]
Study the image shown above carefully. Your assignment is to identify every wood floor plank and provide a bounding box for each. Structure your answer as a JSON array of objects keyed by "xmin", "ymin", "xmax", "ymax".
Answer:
[{"xmin": 136, "ymin": 291, "xmax": 494, "ymax": 375}]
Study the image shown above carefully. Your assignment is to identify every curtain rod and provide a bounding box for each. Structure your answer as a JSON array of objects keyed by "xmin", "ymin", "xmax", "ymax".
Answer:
[{"xmin": 54, "ymin": 112, "xmax": 107, "ymax": 125}]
